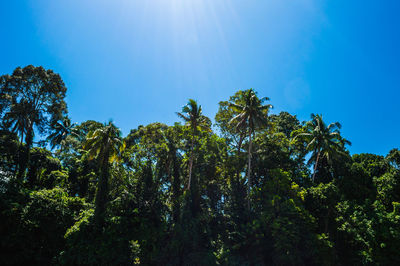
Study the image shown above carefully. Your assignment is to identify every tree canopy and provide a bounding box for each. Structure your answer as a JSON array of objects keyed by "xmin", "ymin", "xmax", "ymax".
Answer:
[{"xmin": 1, "ymin": 66, "xmax": 399, "ymax": 265}]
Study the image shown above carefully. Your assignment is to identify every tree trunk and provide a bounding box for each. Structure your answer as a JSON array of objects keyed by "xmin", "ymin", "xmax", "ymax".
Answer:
[
  {"xmin": 312, "ymin": 151, "xmax": 321, "ymax": 183},
  {"xmin": 235, "ymin": 133, "xmax": 244, "ymax": 183},
  {"xmin": 17, "ymin": 127, "xmax": 33, "ymax": 182},
  {"xmin": 171, "ymin": 148, "xmax": 181, "ymax": 223},
  {"xmin": 247, "ymin": 127, "xmax": 253, "ymax": 210},
  {"xmin": 187, "ymin": 135, "xmax": 194, "ymax": 190}
]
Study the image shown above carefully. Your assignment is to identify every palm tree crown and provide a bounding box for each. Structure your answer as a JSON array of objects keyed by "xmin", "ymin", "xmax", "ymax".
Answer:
[
  {"xmin": 3, "ymin": 99, "xmax": 37, "ymax": 143},
  {"xmin": 295, "ymin": 113, "xmax": 351, "ymax": 182},
  {"xmin": 83, "ymin": 121, "xmax": 125, "ymax": 165},
  {"xmin": 229, "ymin": 89, "xmax": 272, "ymax": 132},
  {"xmin": 47, "ymin": 117, "xmax": 75, "ymax": 150},
  {"xmin": 176, "ymin": 99, "xmax": 211, "ymax": 133}
]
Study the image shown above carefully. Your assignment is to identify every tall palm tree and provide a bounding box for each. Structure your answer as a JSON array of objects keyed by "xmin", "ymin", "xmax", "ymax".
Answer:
[
  {"xmin": 176, "ymin": 99, "xmax": 210, "ymax": 190},
  {"xmin": 47, "ymin": 116, "xmax": 75, "ymax": 150},
  {"xmin": 229, "ymin": 89, "xmax": 273, "ymax": 208},
  {"xmin": 294, "ymin": 114, "xmax": 351, "ymax": 182},
  {"xmin": 3, "ymin": 99, "xmax": 39, "ymax": 180},
  {"xmin": 83, "ymin": 121, "xmax": 125, "ymax": 227}
]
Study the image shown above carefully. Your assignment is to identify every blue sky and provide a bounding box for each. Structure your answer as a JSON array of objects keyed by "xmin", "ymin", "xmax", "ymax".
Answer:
[{"xmin": 1, "ymin": 0, "xmax": 399, "ymax": 155}]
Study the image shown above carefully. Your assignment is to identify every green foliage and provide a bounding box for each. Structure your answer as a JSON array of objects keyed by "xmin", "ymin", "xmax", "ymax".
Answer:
[
  {"xmin": 0, "ymin": 129, "xmax": 19, "ymax": 173},
  {"xmin": 0, "ymin": 186, "xmax": 86, "ymax": 265},
  {"xmin": 0, "ymin": 65, "xmax": 68, "ymax": 181},
  {"xmin": 270, "ymin": 111, "xmax": 301, "ymax": 138},
  {"xmin": 61, "ymin": 209, "xmax": 141, "ymax": 265},
  {"xmin": 27, "ymin": 147, "xmax": 62, "ymax": 187},
  {"xmin": 374, "ymin": 171, "xmax": 400, "ymax": 209}
]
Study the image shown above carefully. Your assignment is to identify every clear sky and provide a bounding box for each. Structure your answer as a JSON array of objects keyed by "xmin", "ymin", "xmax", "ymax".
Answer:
[{"xmin": 1, "ymin": 0, "xmax": 399, "ymax": 155}]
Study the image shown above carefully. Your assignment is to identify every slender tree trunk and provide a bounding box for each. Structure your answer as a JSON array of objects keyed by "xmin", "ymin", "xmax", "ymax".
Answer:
[
  {"xmin": 235, "ymin": 134, "xmax": 244, "ymax": 183},
  {"xmin": 14, "ymin": 131, "xmax": 24, "ymax": 176},
  {"xmin": 171, "ymin": 149, "xmax": 181, "ymax": 223},
  {"xmin": 247, "ymin": 127, "xmax": 253, "ymax": 210},
  {"xmin": 187, "ymin": 135, "xmax": 194, "ymax": 190},
  {"xmin": 312, "ymin": 151, "xmax": 321, "ymax": 183},
  {"xmin": 17, "ymin": 127, "xmax": 33, "ymax": 182}
]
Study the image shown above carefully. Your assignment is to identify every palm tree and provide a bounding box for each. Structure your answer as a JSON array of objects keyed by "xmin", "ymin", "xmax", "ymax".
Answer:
[
  {"xmin": 3, "ymin": 99, "xmax": 30, "ymax": 142},
  {"xmin": 3, "ymin": 99, "xmax": 39, "ymax": 180},
  {"xmin": 229, "ymin": 89, "xmax": 273, "ymax": 208},
  {"xmin": 176, "ymin": 99, "xmax": 210, "ymax": 190},
  {"xmin": 294, "ymin": 114, "xmax": 351, "ymax": 182},
  {"xmin": 47, "ymin": 116, "xmax": 75, "ymax": 150},
  {"xmin": 83, "ymin": 121, "xmax": 125, "ymax": 227}
]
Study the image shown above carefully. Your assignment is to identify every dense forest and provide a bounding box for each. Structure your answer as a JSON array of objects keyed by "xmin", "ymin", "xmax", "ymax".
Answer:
[{"xmin": 1, "ymin": 65, "xmax": 399, "ymax": 265}]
